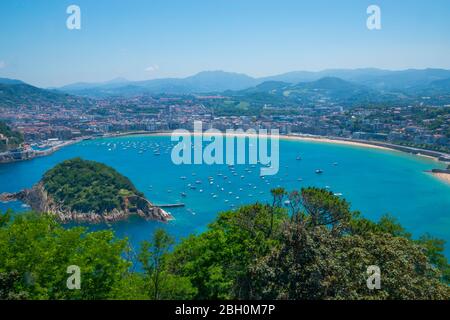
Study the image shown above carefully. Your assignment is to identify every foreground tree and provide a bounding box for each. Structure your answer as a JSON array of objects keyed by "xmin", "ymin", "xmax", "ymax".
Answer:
[
  {"xmin": 0, "ymin": 211, "xmax": 129, "ymax": 299},
  {"xmin": 139, "ymin": 229, "xmax": 196, "ymax": 300},
  {"xmin": 252, "ymin": 225, "xmax": 449, "ymax": 299},
  {"xmin": 168, "ymin": 203, "xmax": 287, "ymax": 299},
  {"xmin": 251, "ymin": 189, "xmax": 450, "ymax": 299},
  {"xmin": 1, "ymin": 187, "xmax": 449, "ymax": 300},
  {"xmin": 168, "ymin": 188, "xmax": 450, "ymax": 300},
  {"xmin": 139, "ymin": 229, "xmax": 173, "ymax": 299},
  {"xmin": 269, "ymin": 188, "xmax": 287, "ymax": 236}
]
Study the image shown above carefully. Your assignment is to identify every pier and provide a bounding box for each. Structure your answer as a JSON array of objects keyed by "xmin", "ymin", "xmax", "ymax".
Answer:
[{"xmin": 158, "ymin": 203, "xmax": 185, "ymax": 208}]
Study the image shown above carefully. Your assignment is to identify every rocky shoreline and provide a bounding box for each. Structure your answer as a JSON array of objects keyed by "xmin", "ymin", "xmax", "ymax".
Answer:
[
  {"xmin": 0, "ymin": 139, "xmax": 83, "ymax": 164},
  {"xmin": 0, "ymin": 182, "xmax": 172, "ymax": 224}
]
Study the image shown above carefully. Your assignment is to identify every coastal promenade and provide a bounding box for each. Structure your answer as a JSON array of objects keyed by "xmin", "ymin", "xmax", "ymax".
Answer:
[{"xmin": 0, "ymin": 138, "xmax": 86, "ymax": 164}]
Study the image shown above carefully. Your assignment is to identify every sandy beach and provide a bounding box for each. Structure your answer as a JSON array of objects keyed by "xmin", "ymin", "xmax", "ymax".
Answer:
[
  {"xmin": 12, "ymin": 131, "xmax": 448, "ymax": 183},
  {"xmin": 282, "ymin": 135, "xmax": 390, "ymax": 151},
  {"xmin": 150, "ymin": 131, "xmax": 391, "ymax": 151},
  {"xmin": 150, "ymin": 130, "xmax": 450, "ymax": 185},
  {"xmin": 430, "ymin": 172, "xmax": 450, "ymax": 184}
]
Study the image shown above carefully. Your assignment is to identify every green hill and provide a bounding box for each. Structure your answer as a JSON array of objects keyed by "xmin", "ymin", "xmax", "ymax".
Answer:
[
  {"xmin": 221, "ymin": 76, "xmax": 404, "ymax": 109},
  {"xmin": 0, "ymin": 81, "xmax": 91, "ymax": 109},
  {"xmin": 0, "ymin": 158, "xmax": 170, "ymax": 223},
  {"xmin": 42, "ymin": 158, "xmax": 144, "ymax": 213}
]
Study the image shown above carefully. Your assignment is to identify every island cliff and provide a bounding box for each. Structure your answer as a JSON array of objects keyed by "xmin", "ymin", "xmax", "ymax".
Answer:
[{"xmin": 0, "ymin": 158, "xmax": 172, "ymax": 223}]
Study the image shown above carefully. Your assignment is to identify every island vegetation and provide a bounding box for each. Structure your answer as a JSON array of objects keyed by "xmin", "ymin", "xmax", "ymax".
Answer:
[
  {"xmin": 42, "ymin": 157, "xmax": 145, "ymax": 213},
  {"xmin": 0, "ymin": 187, "xmax": 448, "ymax": 300},
  {"xmin": 0, "ymin": 158, "xmax": 170, "ymax": 223}
]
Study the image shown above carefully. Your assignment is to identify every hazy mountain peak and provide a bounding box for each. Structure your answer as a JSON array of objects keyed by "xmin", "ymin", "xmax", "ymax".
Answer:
[
  {"xmin": 104, "ymin": 77, "xmax": 130, "ymax": 84},
  {"xmin": 0, "ymin": 78, "xmax": 25, "ymax": 85},
  {"xmin": 45, "ymin": 67, "xmax": 450, "ymax": 97},
  {"xmin": 187, "ymin": 70, "xmax": 255, "ymax": 81}
]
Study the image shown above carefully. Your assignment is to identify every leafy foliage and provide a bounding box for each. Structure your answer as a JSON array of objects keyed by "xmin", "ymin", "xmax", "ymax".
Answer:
[
  {"xmin": 168, "ymin": 188, "xmax": 450, "ymax": 300},
  {"xmin": 42, "ymin": 158, "xmax": 144, "ymax": 213},
  {"xmin": 168, "ymin": 203, "xmax": 287, "ymax": 299},
  {"xmin": 138, "ymin": 229, "xmax": 196, "ymax": 300},
  {"xmin": 0, "ymin": 187, "xmax": 449, "ymax": 300},
  {"xmin": 0, "ymin": 211, "xmax": 129, "ymax": 299}
]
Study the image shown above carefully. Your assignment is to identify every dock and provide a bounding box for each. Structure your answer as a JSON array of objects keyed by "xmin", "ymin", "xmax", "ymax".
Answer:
[{"xmin": 157, "ymin": 203, "xmax": 185, "ymax": 208}]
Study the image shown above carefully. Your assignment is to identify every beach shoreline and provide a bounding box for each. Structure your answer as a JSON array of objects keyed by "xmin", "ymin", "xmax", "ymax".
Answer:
[
  {"xmin": 2, "ymin": 130, "xmax": 450, "ymax": 185},
  {"xmin": 109, "ymin": 130, "xmax": 450, "ymax": 184},
  {"xmin": 112, "ymin": 130, "xmax": 449, "ymax": 160},
  {"xmin": 154, "ymin": 131, "xmax": 391, "ymax": 151},
  {"xmin": 428, "ymin": 171, "xmax": 450, "ymax": 185}
]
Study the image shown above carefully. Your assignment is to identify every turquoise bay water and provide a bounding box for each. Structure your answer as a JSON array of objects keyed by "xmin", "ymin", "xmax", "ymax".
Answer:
[{"xmin": 0, "ymin": 135, "xmax": 449, "ymax": 255}]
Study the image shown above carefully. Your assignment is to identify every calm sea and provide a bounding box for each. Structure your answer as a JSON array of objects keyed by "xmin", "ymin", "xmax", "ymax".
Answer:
[{"xmin": 1, "ymin": 135, "xmax": 449, "ymax": 256}]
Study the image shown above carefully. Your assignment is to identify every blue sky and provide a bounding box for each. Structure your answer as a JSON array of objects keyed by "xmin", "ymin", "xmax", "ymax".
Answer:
[{"xmin": 0, "ymin": 0, "xmax": 449, "ymax": 87}]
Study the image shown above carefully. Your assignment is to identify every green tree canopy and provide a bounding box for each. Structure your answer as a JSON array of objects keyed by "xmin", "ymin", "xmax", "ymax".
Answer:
[
  {"xmin": 42, "ymin": 157, "xmax": 144, "ymax": 213},
  {"xmin": 0, "ymin": 211, "xmax": 129, "ymax": 299},
  {"xmin": 1, "ymin": 187, "xmax": 449, "ymax": 300},
  {"xmin": 167, "ymin": 187, "xmax": 450, "ymax": 300}
]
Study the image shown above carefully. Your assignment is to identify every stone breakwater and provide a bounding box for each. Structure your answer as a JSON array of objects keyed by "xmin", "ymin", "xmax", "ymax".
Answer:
[
  {"xmin": 0, "ymin": 182, "xmax": 172, "ymax": 224},
  {"xmin": 0, "ymin": 149, "xmax": 37, "ymax": 163}
]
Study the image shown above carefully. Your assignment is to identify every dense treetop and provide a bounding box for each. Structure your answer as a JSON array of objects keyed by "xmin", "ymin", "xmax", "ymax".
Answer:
[
  {"xmin": 42, "ymin": 158, "xmax": 144, "ymax": 213},
  {"xmin": 168, "ymin": 188, "xmax": 450, "ymax": 299},
  {"xmin": 0, "ymin": 187, "xmax": 449, "ymax": 300},
  {"xmin": 0, "ymin": 212, "xmax": 129, "ymax": 299}
]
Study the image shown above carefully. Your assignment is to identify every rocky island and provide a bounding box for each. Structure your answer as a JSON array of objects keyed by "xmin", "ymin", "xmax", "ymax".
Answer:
[{"xmin": 0, "ymin": 157, "xmax": 172, "ymax": 223}]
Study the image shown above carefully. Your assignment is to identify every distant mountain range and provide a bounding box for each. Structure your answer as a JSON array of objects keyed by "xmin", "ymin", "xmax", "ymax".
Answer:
[
  {"xmin": 0, "ymin": 78, "xmax": 25, "ymax": 85},
  {"xmin": 1, "ymin": 69, "xmax": 450, "ymax": 108},
  {"xmin": 260, "ymin": 68, "xmax": 450, "ymax": 90},
  {"xmin": 0, "ymin": 78, "xmax": 91, "ymax": 109},
  {"xmin": 56, "ymin": 71, "xmax": 259, "ymax": 97},
  {"xmin": 52, "ymin": 68, "xmax": 450, "ymax": 98},
  {"xmin": 224, "ymin": 77, "xmax": 401, "ymax": 107}
]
